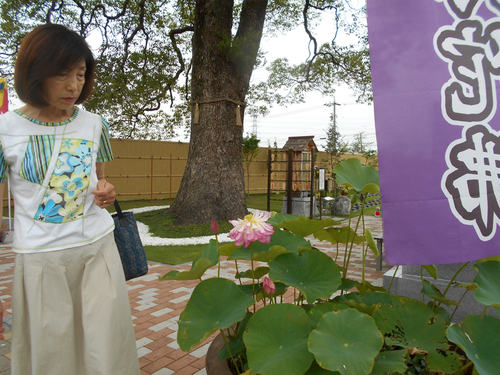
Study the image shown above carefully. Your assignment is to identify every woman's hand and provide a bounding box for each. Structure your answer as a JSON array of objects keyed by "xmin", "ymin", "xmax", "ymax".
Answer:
[{"xmin": 92, "ymin": 179, "xmax": 116, "ymax": 209}]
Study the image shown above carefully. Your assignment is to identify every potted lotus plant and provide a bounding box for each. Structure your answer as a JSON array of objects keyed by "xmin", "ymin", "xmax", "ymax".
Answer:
[{"xmin": 160, "ymin": 158, "xmax": 500, "ymax": 375}]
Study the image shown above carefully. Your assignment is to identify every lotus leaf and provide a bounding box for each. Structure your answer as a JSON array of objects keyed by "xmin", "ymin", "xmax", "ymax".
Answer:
[
  {"xmin": 372, "ymin": 296, "xmax": 461, "ymax": 374},
  {"xmin": 446, "ymin": 314, "xmax": 500, "ymax": 375},
  {"xmin": 305, "ymin": 360, "xmax": 340, "ymax": 374},
  {"xmin": 308, "ymin": 309, "xmax": 383, "ymax": 375},
  {"xmin": 371, "ymin": 349, "xmax": 408, "ymax": 375},
  {"xmin": 473, "ymin": 260, "xmax": 500, "ymax": 313},
  {"xmin": 236, "ymin": 266, "xmax": 270, "ymax": 279},
  {"xmin": 243, "ymin": 304, "xmax": 314, "ymax": 375},
  {"xmin": 159, "ymin": 257, "xmax": 215, "ymax": 281},
  {"xmin": 334, "ymin": 158, "xmax": 380, "ymax": 193},
  {"xmin": 313, "ymin": 226, "xmax": 365, "ymax": 245},
  {"xmin": 281, "ymin": 216, "xmax": 337, "ymax": 237},
  {"xmin": 308, "ymin": 302, "xmax": 350, "ymax": 329},
  {"xmin": 269, "ymin": 249, "xmax": 341, "ymax": 304},
  {"xmin": 177, "ymin": 278, "xmax": 255, "ymax": 351}
]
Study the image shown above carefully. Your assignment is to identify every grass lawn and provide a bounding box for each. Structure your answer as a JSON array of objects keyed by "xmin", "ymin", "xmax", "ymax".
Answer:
[
  {"xmin": 2, "ymin": 193, "xmax": 379, "ymax": 266},
  {"xmin": 135, "ymin": 193, "xmax": 381, "ymax": 266},
  {"xmin": 122, "ymin": 194, "xmax": 284, "ymax": 266}
]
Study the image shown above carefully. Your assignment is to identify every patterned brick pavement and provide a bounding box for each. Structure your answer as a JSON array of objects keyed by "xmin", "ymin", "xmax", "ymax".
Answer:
[{"xmin": 0, "ymin": 215, "xmax": 390, "ymax": 375}]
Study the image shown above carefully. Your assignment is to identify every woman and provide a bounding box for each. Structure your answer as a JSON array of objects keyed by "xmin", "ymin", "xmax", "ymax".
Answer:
[{"xmin": 0, "ymin": 24, "xmax": 140, "ymax": 374}]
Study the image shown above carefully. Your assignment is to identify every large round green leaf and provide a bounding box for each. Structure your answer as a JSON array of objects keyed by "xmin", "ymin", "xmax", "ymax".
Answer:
[
  {"xmin": 308, "ymin": 302, "xmax": 350, "ymax": 329},
  {"xmin": 160, "ymin": 239, "xmax": 219, "ymax": 281},
  {"xmin": 229, "ymin": 229, "xmax": 310, "ymax": 261},
  {"xmin": 305, "ymin": 360, "xmax": 340, "ymax": 374},
  {"xmin": 243, "ymin": 304, "xmax": 314, "ymax": 375},
  {"xmin": 334, "ymin": 158, "xmax": 380, "ymax": 193},
  {"xmin": 372, "ymin": 296, "xmax": 461, "ymax": 374},
  {"xmin": 314, "ymin": 227, "xmax": 365, "ymax": 245},
  {"xmin": 371, "ymin": 349, "xmax": 408, "ymax": 375},
  {"xmin": 270, "ymin": 249, "xmax": 342, "ymax": 304},
  {"xmin": 281, "ymin": 216, "xmax": 338, "ymax": 237},
  {"xmin": 177, "ymin": 278, "xmax": 255, "ymax": 351},
  {"xmin": 473, "ymin": 260, "xmax": 500, "ymax": 312},
  {"xmin": 308, "ymin": 309, "xmax": 383, "ymax": 375},
  {"xmin": 447, "ymin": 314, "xmax": 500, "ymax": 375},
  {"xmin": 160, "ymin": 257, "xmax": 215, "ymax": 281}
]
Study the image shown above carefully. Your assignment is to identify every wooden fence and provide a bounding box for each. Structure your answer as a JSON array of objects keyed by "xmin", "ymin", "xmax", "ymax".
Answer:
[{"xmin": 2, "ymin": 138, "xmax": 367, "ymax": 204}]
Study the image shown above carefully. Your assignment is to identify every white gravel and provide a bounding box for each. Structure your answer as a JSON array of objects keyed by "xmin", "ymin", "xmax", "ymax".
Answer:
[{"xmin": 127, "ymin": 205, "xmax": 237, "ymax": 246}]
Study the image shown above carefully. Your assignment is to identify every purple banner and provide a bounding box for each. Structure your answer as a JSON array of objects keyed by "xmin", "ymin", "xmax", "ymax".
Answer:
[{"xmin": 367, "ymin": 0, "xmax": 500, "ymax": 264}]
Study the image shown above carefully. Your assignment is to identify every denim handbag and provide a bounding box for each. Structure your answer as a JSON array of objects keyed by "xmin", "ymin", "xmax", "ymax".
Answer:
[{"xmin": 112, "ymin": 200, "xmax": 148, "ymax": 281}]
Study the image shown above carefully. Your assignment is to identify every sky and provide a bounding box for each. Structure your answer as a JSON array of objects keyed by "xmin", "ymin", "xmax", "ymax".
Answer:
[
  {"xmin": 172, "ymin": 1, "xmax": 377, "ymax": 151},
  {"xmin": 242, "ymin": 15, "xmax": 376, "ymax": 152},
  {"xmin": 6, "ymin": 1, "xmax": 376, "ymax": 152}
]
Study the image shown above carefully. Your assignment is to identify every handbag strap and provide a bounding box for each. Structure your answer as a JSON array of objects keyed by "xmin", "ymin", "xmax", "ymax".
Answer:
[{"xmin": 113, "ymin": 200, "xmax": 128, "ymax": 227}]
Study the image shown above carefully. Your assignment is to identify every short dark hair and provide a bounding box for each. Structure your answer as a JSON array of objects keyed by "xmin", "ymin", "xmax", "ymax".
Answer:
[{"xmin": 14, "ymin": 23, "xmax": 95, "ymax": 107}]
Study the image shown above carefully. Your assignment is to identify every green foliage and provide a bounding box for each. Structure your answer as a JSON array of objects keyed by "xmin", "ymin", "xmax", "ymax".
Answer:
[
  {"xmin": 308, "ymin": 309, "xmax": 384, "ymax": 375},
  {"xmin": 177, "ymin": 278, "xmax": 255, "ymax": 351},
  {"xmin": 334, "ymin": 158, "xmax": 380, "ymax": 193},
  {"xmin": 323, "ymin": 110, "xmax": 350, "ymax": 171},
  {"xmin": 446, "ymin": 315, "xmax": 500, "ymax": 375},
  {"xmin": 244, "ymin": 304, "xmax": 314, "ymax": 375},
  {"xmin": 1, "ymin": 0, "xmax": 370, "ymax": 139},
  {"xmin": 158, "ymin": 158, "xmax": 500, "ymax": 375},
  {"xmin": 350, "ymin": 132, "xmax": 378, "ymax": 166}
]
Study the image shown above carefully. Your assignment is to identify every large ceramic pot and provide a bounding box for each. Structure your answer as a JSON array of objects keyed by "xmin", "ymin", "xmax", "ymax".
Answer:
[{"xmin": 205, "ymin": 334, "xmax": 232, "ymax": 375}]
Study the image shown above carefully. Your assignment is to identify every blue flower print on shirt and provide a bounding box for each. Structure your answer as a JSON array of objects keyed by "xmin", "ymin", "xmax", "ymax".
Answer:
[
  {"xmin": 62, "ymin": 139, "xmax": 74, "ymax": 150},
  {"xmin": 34, "ymin": 199, "xmax": 64, "ymax": 223},
  {"xmin": 54, "ymin": 152, "xmax": 74, "ymax": 176},
  {"xmin": 61, "ymin": 176, "xmax": 84, "ymax": 198},
  {"xmin": 68, "ymin": 141, "xmax": 93, "ymax": 176}
]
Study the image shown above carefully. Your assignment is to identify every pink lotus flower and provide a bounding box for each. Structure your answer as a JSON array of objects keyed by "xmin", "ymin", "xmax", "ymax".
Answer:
[
  {"xmin": 263, "ymin": 277, "xmax": 276, "ymax": 295},
  {"xmin": 228, "ymin": 211, "xmax": 274, "ymax": 248},
  {"xmin": 210, "ymin": 218, "xmax": 219, "ymax": 235}
]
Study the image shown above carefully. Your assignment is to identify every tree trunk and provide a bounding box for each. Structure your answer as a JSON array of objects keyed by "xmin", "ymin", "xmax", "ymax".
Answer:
[{"xmin": 168, "ymin": 0, "xmax": 268, "ymax": 225}]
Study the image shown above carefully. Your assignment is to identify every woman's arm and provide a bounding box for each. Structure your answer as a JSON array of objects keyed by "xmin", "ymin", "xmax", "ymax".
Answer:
[{"xmin": 92, "ymin": 163, "xmax": 116, "ymax": 209}]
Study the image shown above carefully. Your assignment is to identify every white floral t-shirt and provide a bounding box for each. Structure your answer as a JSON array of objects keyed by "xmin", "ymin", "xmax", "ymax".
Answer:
[{"xmin": 0, "ymin": 108, "xmax": 115, "ymax": 253}]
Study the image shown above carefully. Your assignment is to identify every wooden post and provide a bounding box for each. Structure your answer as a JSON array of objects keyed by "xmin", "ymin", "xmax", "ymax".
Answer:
[
  {"xmin": 286, "ymin": 148, "xmax": 293, "ymax": 214},
  {"xmin": 267, "ymin": 148, "xmax": 271, "ymax": 212},
  {"xmin": 151, "ymin": 155, "xmax": 154, "ymax": 206},
  {"xmin": 170, "ymin": 153, "xmax": 173, "ymax": 206},
  {"xmin": 310, "ymin": 148, "xmax": 315, "ymax": 219}
]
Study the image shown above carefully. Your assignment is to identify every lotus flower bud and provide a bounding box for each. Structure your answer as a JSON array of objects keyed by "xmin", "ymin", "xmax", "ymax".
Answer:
[
  {"xmin": 210, "ymin": 218, "xmax": 219, "ymax": 235},
  {"xmin": 263, "ymin": 277, "xmax": 276, "ymax": 295}
]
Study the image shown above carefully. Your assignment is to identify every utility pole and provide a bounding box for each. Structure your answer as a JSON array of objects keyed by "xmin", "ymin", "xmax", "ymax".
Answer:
[
  {"xmin": 252, "ymin": 116, "xmax": 258, "ymax": 136},
  {"xmin": 332, "ymin": 99, "xmax": 341, "ymax": 134}
]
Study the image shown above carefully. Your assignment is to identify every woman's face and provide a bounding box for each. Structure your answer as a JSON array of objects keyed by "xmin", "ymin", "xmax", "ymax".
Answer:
[{"xmin": 42, "ymin": 60, "xmax": 86, "ymax": 112}]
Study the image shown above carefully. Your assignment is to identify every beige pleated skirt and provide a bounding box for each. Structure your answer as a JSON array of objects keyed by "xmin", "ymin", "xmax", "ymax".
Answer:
[{"xmin": 11, "ymin": 233, "xmax": 141, "ymax": 375}]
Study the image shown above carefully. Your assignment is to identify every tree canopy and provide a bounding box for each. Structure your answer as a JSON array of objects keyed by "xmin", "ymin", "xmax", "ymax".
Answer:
[
  {"xmin": 0, "ymin": 0, "xmax": 371, "ymax": 140},
  {"xmin": 0, "ymin": 0, "xmax": 372, "ymax": 225}
]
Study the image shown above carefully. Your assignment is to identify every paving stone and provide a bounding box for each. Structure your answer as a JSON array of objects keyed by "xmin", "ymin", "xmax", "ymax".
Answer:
[{"xmin": 0, "ymin": 215, "xmax": 390, "ymax": 374}]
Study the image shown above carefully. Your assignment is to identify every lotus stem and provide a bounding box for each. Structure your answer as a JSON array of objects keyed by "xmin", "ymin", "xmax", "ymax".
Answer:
[
  {"xmin": 361, "ymin": 200, "xmax": 367, "ymax": 283},
  {"xmin": 438, "ymin": 262, "xmax": 470, "ymax": 309},
  {"xmin": 216, "ymin": 234, "xmax": 220, "ymax": 278},
  {"xmin": 234, "ymin": 260, "xmax": 243, "ymax": 285},
  {"xmin": 387, "ymin": 265, "xmax": 399, "ymax": 294},
  {"xmin": 420, "ymin": 266, "xmax": 425, "ymax": 304},
  {"xmin": 344, "ymin": 201, "xmax": 364, "ymax": 281},
  {"xmin": 250, "ymin": 243, "xmax": 256, "ymax": 312},
  {"xmin": 454, "ymin": 359, "xmax": 473, "ymax": 375},
  {"xmin": 450, "ymin": 289, "xmax": 469, "ymax": 321},
  {"xmin": 220, "ymin": 329, "xmax": 240, "ymax": 375}
]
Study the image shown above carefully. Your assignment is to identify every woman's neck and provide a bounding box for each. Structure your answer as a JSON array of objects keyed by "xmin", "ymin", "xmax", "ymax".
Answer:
[{"xmin": 18, "ymin": 105, "xmax": 76, "ymax": 123}]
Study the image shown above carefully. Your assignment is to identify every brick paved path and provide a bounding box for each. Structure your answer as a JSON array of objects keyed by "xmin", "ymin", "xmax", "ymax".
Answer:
[{"xmin": 0, "ymin": 216, "xmax": 390, "ymax": 375}]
